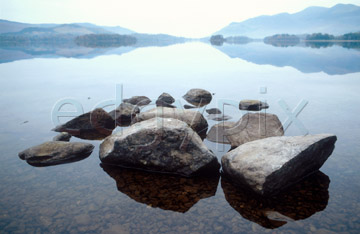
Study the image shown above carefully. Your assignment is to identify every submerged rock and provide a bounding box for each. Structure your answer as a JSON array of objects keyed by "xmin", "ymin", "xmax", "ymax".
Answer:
[
  {"xmin": 183, "ymin": 88, "xmax": 212, "ymax": 107},
  {"xmin": 123, "ymin": 96, "xmax": 151, "ymax": 106},
  {"xmin": 19, "ymin": 141, "xmax": 94, "ymax": 167},
  {"xmin": 239, "ymin": 99, "xmax": 269, "ymax": 111},
  {"xmin": 222, "ymin": 171, "xmax": 329, "ymax": 229},
  {"xmin": 53, "ymin": 132, "xmax": 72, "ymax": 142},
  {"xmin": 132, "ymin": 107, "xmax": 208, "ymax": 137},
  {"xmin": 225, "ymin": 113, "xmax": 284, "ymax": 147},
  {"xmin": 52, "ymin": 108, "xmax": 115, "ymax": 140},
  {"xmin": 109, "ymin": 103, "xmax": 140, "ymax": 126},
  {"xmin": 206, "ymin": 108, "xmax": 222, "ymax": 114},
  {"xmin": 100, "ymin": 118, "xmax": 220, "ymax": 176},
  {"xmin": 221, "ymin": 134, "xmax": 337, "ymax": 196},
  {"xmin": 157, "ymin": 92, "xmax": 175, "ymax": 104},
  {"xmin": 102, "ymin": 164, "xmax": 219, "ymax": 213},
  {"xmin": 206, "ymin": 122, "xmax": 236, "ymax": 144}
]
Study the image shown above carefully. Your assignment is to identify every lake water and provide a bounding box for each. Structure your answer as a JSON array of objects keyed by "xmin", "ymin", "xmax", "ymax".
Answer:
[{"xmin": 0, "ymin": 41, "xmax": 360, "ymax": 233}]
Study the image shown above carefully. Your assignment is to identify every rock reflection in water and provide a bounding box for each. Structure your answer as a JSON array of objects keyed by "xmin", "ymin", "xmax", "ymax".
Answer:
[
  {"xmin": 221, "ymin": 171, "xmax": 330, "ymax": 229},
  {"xmin": 101, "ymin": 164, "xmax": 220, "ymax": 213}
]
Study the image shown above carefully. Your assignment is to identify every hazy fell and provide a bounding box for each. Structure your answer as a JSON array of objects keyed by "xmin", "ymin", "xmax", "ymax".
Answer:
[{"xmin": 215, "ymin": 4, "xmax": 360, "ymax": 38}]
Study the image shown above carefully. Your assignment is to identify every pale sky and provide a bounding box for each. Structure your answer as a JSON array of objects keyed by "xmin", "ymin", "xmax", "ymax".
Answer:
[{"xmin": 0, "ymin": 0, "xmax": 359, "ymax": 37}]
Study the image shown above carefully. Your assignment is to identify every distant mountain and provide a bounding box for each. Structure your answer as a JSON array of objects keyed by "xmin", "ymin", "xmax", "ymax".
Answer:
[
  {"xmin": 0, "ymin": 19, "xmax": 134, "ymax": 35},
  {"xmin": 215, "ymin": 4, "xmax": 360, "ymax": 38}
]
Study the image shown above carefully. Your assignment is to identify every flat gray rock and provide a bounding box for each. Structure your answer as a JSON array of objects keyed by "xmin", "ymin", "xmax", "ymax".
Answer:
[
  {"xmin": 109, "ymin": 103, "xmax": 140, "ymax": 126},
  {"xmin": 207, "ymin": 114, "xmax": 232, "ymax": 121},
  {"xmin": 183, "ymin": 88, "xmax": 212, "ymax": 107},
  {"xmin": 19, "ymin": 141, "xmax": 94, "ymax": 167},
  {"xmin": 221, "ymin": 134, "xmax": 337, "ymax": 196},
  {"xmin": 132, "ymin": 107, "xmax": 208, "ymax": 137},
  {"xmin": 100, "ymin": 118, "xmax": 220, "ymax": 176},
  {"xmin": 225, "ymin": 113, "xmax": 284, "ymax": 147},
  {"xmin": 123, "ymin": 96, "xmax": 151, "ymax": 106},
  {"xmin": 239, "ymin": 100, "xmax": 269, "ymax": 111}
]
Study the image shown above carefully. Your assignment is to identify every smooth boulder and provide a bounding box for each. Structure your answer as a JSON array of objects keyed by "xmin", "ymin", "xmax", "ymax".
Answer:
[
  {"xmin": 123, "ymin": 96, "xmax": 151, "ymax": 106},
  {"xmin": 109, "ymin": 103, "xmax": 140, "ymax": 126},
  {"xmin": 239, "ymin": 99, "xmax": 269, "ymax": 111},
  {"xmin": 132, "ymin": 107, "xmax": 208, "ymax": 136},
  {"xmin": 100, "ymin": 118, "xmax": 220, "ymax": 176},
  {"xmin": 221, "ymin": 134, "xmax": 337, "ymax": 196},
  {"xmin": 19, "ymin": 141, "xmax": 94, "ymax": 166},
  {"xmin": 183, "ymin": 88, "xmax": 212, "ymax": 107},
  {"xmin": 157, "ymin": 92, "xmax": 175, "ymax": 104},
  {"xmin": 52, "ymin": 108, "xmax": 115, "ymax": 140},
  {"xmin": 225, "ymin": 113, "xmax": 284, "ymax": 147}
]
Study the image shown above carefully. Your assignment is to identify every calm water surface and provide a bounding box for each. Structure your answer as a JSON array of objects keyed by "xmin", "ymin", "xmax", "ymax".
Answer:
[{"xmin": 0, "ymin": 42, "xmax": 360, "ymax": 233}]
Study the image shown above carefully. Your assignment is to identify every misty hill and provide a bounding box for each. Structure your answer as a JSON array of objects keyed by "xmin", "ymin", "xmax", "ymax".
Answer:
[
  {"xmin": 215, "ymin": 4, "xmax": 360, "ymax": 38},
  {"xmin": 0, "ymin": 19, "xmax": 134, "ymax": 35}
]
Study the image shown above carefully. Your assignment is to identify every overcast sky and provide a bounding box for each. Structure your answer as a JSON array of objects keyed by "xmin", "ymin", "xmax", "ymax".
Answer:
[{"xmin": 0, "ymin": 0, "xmax": 358, "ymax": 37}]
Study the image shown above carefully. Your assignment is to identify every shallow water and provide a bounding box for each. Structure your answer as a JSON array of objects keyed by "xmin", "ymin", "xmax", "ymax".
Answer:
[{"xmin": 0, "ymin": 42, "xmax": 360, "ymax": 233}]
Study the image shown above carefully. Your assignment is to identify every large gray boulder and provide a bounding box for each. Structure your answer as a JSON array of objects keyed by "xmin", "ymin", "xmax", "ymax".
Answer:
[
  {"xmin": 225, "ymin": 113, "xmax": 284, "ymax": 148},
  {"xmin": 132, "ymin": 107, "xmax": 208, "ymax": 137},
  {"xmin": 183, "ymin": 88, "xmax": 212, "ymax": 107},
  {"xmin": 109, "ymin": 103, "xmax": 140, "ymax": 126},
  {"xmin": 19, "ymin": 141, "xmax": 94, "ymax": 167},
  {"xmin": 100, "ymin": 118, "xmax": 220, "ymax": 176},
  {"xmin": 221, "ymin": 134, "xmax": 337, "ymax": 196},
  {"xmin": 52, "ymin": 108, "xmax": 115, "ymax": 140},
  {"xmin": 123, "ymin": 96, "xmax": 151, "ymax": 106}
]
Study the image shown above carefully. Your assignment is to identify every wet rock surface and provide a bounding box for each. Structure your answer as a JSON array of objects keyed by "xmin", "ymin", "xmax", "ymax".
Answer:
[
  {"xmin": 222, "ymin": 171, "xmax": 330, "ymax": 229},
  {"xmin": 52, "ymin": 108, "xmax": 115, "ymax": 140},
  {"xmin": 52, "ymin": 132, "xmax": 72, "ymax": 142},
  {"xmin": 100, "ymin": 118, "xmax": 220, "ymax": 176},
  {"xmin": 221, "ymin": 134, "xmax": 337, "ymax": 196},
  {"xmin": 225, "ymin": 113, "xmax": 284, "ymax": 147},
  {"xmin": 206, "ymin": 108, "xmax": 222, "ymax": 114},
  {"xmin": 18, "ymin": 141, "xmax": 94, "ymax": 167},
  {"xmin": 102, "ymin": 164, "xmax": 219, "ymax": 213},
  {"xmin": 132, "ymin": 107, "xmax": 208, "ymax": 137},
  {"xmin": 206, "ymin": 121, "xmax": 236, "ymax": 144},
  {"xmin": 109, "ymin": 103, "xmax": 140, "ymax": 127},
  {"xmin": 183, "ymin": 88, "xmax": 212, "ymax": 107},
  {"xmin": 239, "ymin": 100, "xmax": 269, "ymax": 111},
  {"xmin": 123, "ymin": 96, "xmax": 151, "ymax": 106}
]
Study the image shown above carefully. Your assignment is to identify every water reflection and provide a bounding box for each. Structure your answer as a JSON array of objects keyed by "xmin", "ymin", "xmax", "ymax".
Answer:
[
  {"xmin": 221, "ymin": 171, "xmax": 330, "ymax": 229},
  {"xmin": 101, "ymin": 164, "xmax": 219, "ymax": 213},
  {"xmin": 216, "ymin": 43, "xmax": 360, "ymax": 75}
]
